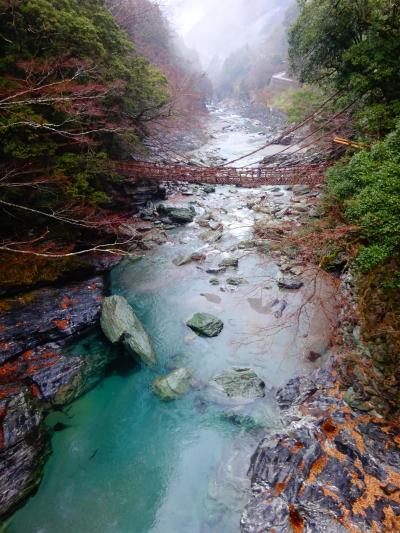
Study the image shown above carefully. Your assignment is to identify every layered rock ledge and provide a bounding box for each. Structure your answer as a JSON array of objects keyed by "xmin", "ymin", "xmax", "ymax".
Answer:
[
  {"xmin": 241, "ymin": 365, "xmax": 400, "ymax": 532},
  {"xmin": 0, "ymin": 276, "xmax": 108, "ymax": 517}
]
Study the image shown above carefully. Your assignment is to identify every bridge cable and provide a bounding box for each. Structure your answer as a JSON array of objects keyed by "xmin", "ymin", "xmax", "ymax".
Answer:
[
  {"xmin": 218, "ymin": 89, "xmax": 343, "ymax": 168},
  {"xmin": 234, "ymin": 96, "xmax": 359, "ymax": 169}
]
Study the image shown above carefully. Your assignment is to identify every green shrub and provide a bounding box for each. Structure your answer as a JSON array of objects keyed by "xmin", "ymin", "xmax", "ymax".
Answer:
[
  {"xmin": 327, "ymin": 124, "xmax": 400, "ymax": 277},
  {"xmin": 272, "ymin": 86, "xmax": 324, "ymax": 123}
]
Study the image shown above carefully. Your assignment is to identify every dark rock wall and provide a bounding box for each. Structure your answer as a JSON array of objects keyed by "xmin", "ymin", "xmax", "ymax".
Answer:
[{"xmin": 0, "ymin": 276, "xmax": 114, "ymax": 517}]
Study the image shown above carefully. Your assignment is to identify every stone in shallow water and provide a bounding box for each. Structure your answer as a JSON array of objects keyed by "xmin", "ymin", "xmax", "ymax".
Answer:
[
  {"xmin": 218, "ymin": 256, "xmax": 239, "ymax": 268},
  {"xmin": 157, "ymin": 204, "xmax": 195, "ymax": 224},
  {"xmin": 173, "ymin": 255, "xmax": 192, "ymax": 266},
  {"xmin": 221, "ymin": 401, "xmax": 278, "ymax": 432},
  {"xmin": 211, "ymin": 368, "xmax": 265, "ymax": 401},
  {"xmin": 152, "ymin": 368, "xmax": 192, "ymax": 401},
  {"xmin": 196, "ymin": 217, "xmax": 211, "ymax": 228},
  {"xmin": 277, "ymin": 277, "xmax": 304, "ymax": 290},
  {"xmin": 200, "ymin": 229, "xmax": 223, "ymax": 243},
  {"xmin": 100, "ymin": 295, "xmax": 156, "ymax": 367},
  {"xmin": 226, "ymin": 277, "xmax": 245, "ymax": 286},
  {"xmin": 186, "ymin": 313, "xmax": 224, "ymax": 337},
  {"xmin": 206, "ymin": 266, "xmax": 226, "ymax": 275}
]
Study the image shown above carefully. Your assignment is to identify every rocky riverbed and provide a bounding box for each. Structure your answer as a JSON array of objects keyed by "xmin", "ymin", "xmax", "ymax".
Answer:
[{"xmin": 1, "ymin": 107, "xmax": 399, "ymax": 532}]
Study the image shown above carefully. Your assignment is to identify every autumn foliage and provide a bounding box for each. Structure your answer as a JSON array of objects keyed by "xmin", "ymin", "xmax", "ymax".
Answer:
[{"xmin": 0, "ymin": 0, "xmax": 209, "ymax": 288}]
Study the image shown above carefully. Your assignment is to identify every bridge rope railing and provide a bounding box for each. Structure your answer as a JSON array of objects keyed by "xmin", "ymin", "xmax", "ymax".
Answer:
[{"xmin": 115, "ymin": 161, "xmax": 326, "ymax": 187}]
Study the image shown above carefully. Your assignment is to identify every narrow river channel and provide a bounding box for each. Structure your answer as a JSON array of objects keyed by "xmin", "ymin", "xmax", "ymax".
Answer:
[{"xmin": 8, "ymin": 107, "xmax": 337, "ymax": 533}]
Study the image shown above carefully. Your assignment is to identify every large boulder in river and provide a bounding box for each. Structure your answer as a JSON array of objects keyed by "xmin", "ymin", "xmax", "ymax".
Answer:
[
  {"xmin": 152, "ymin": 368, "xmax": 193, "ymax": 401},
  {"xmin": 211, "ymin": 368, "xmax": 266, "ymax": 403},
  {"xmin": 157, "ymin": 203, "xmax": 195, "ymax": 224},
  {"xmin": 186, "ymin": 313, "xmax": 224, "ymax": 337},
  {"xmin": 100, "ymin": 295, "xmax": 156, "ymax": 367}
]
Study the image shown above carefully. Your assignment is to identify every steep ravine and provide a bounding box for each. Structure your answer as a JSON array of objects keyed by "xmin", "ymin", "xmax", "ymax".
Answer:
[{"xmin": 1, "ymin": 107, "xmax": 399, "ymax": 532}]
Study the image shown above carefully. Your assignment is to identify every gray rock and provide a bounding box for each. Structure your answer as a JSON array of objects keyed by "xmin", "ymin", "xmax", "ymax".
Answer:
[
  {"xmin": 292, "ymin": 184, "xmax": 311, "ymax": 196},
  {"xmin": 241, "ymin": 368, "xmax": 400, "ymax": 533},
  {"xmin": 152, "ymin": 368, "xmax": 192, "ymax": 401},
  {"xmin": 173, "ymin": 255, "xmax": 192, "ymax": 266},
  {"xmin": 118, "ymin": 223, "xmax": 141, "ymax": 240},
  {"xmin": 101, "ymin": 295, "xmax": 156, "ymax": 367},
  {"xmin": 226, "ymin": 277, "xmax": 245, "ymax": 286},
  {"xmin": 157, "ymin": 204, "xmax": 195, "ymax": 224},
  {"xmin": 200, "ymin": 229, "xmax": 223, "ymax": 243},
  {"xmin": 186, "ymin": 313, "xmax": 224, "ymax": 337},
  {"xmin": 206, "ymin": 266, "xmax": 226, "ymax": 275},
  {"xmin": 209, "ymin": 221, "xmax": 223, "ymax": 231},
  {"xmin": 277, "ymin": 277, "xmax": 304, "ymax": 290},
  {"xmin": 211, "ymin": 368, "xmax": 265, "ymax": 402},
  {"xmin": 203, "ymin": 185, "xmax": 216, "ymax": 194},
  {"xmin": 218, "ymin": 256, "xmax": 239, "ymax": 268},
  {"xmin": 0, "ymin": 277, "xmax": 105, "ymax": 364},
  {"xmin": 273, "ymin": 299, "xmax": 287, "ymax": 319},
  {"xmin": 196, "ymin": 217, "xmax": 211, "ymax": 228}
]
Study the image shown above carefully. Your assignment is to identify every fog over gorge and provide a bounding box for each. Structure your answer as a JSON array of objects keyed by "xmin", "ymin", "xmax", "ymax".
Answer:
[{"xmin": 162, "ymin": 0, "xmax": 293, "ymax": 77}]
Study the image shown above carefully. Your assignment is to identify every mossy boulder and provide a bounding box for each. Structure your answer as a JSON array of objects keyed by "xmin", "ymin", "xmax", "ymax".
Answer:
[
  {"xmin": 152, "ymin": 368, "xmax": 193, "ymax": 401},
  {"xmin": 100, "ymin": 295, "xmax": 156, "ymax": 367},
  {"xmin": 186, "ymin": 313, "xmax": 224, "ymax": 337},
  {"xmin": 211, "ymin": 368, "xmax": 266, "ymax": 402},
  {"xmin": 227, "ymin": 277, "xmax": 245, "ymax": 286}
]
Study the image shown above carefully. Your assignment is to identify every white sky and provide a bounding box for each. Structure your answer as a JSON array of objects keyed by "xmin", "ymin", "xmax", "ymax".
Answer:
[{"xmin": 160, "ymin": 0, "xmax": 204, "ymax": 35}]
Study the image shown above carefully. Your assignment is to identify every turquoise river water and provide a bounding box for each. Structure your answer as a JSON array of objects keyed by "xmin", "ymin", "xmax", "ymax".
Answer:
[{"xmin": 8, "ymin": 110, "xmax": 337, "ymax": 533}]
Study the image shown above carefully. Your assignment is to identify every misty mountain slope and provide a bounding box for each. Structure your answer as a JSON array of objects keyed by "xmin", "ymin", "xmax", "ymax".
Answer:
[{"xmin": 184, "ymin": 0, "xmax": 292, "ymax": 70}]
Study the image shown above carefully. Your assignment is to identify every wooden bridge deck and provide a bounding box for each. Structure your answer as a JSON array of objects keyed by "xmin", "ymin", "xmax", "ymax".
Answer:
[{"xmin": 116, "ymin": 161, "xmax": 325, "ymax": 187}]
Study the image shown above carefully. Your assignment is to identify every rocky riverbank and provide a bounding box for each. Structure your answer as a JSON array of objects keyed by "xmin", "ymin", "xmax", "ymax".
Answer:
[
  {"xmin": 2, "ymin": 104, "xmax": 399, "ymax": 531},
  {"xmin": 239, "ymin": 204, "xmax": 400, "ymax": 531},
  {"xmin": 241, "ymin": 363, "xmax": 400, "ymax": 532}
]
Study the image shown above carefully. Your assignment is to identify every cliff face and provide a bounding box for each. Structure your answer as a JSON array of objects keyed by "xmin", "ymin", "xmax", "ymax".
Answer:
[{"xmin": 0, "ymin": 277, "xmax": 114, "ymax": 517}]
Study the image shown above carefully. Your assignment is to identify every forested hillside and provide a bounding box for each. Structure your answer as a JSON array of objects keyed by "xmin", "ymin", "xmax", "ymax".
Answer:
[
  {"xmin": 0, "ymin": 0, "xmax": 208, "ymax": 290},
  {"xmin": 288, "ymin": 0, "xmax": 400, "ymax": 416}
]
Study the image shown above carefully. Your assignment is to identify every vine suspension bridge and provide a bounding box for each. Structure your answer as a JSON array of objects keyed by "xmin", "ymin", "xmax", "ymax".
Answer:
[
  {"xmin": 116, "ymin": 161, "xmax": 325, "ymax": 187},
  {"xmin": 116, "ymin": 92, "xmax": 358, "ymax": 187}
]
